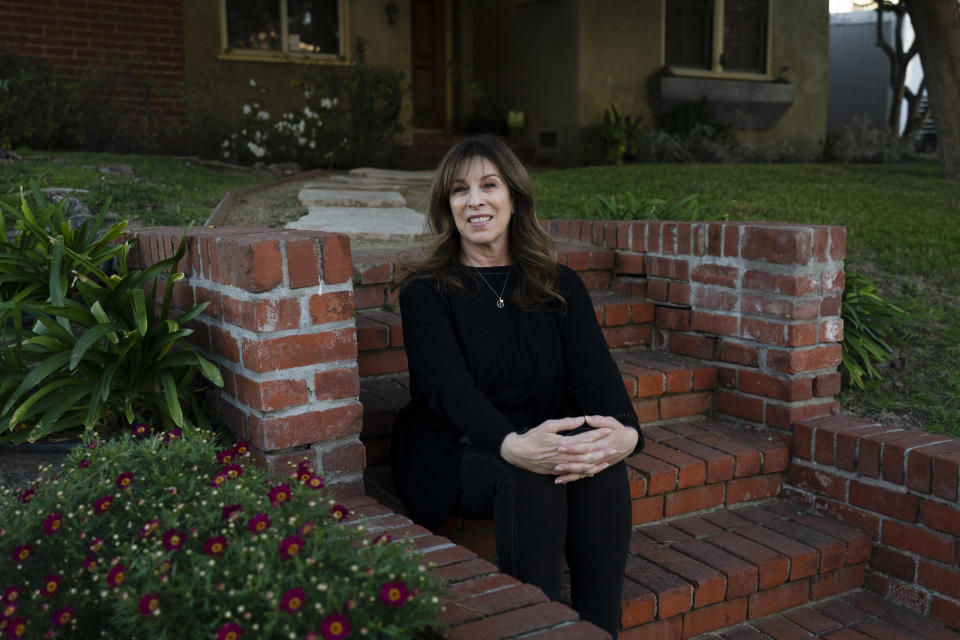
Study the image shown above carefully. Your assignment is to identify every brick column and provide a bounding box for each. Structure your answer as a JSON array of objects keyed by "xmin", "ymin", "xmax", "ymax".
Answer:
[
  {"xmin": 129, "ymin": 227, "xmax": 364, "ymax": 495},
  {"xmin": 544, "ymin": 219, "xmax": 846, "ymax": 436}
]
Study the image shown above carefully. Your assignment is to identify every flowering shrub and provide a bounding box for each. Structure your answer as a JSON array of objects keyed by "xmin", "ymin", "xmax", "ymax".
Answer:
[{"xmin": 0, "ymin": 428, "xmax": 444, "ymax": 638}]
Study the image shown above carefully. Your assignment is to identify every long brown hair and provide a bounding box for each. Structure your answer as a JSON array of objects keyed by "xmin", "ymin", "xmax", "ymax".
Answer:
[{"xmin": 400, "ymin": 135, "xmax": 564, "ymax": 311}]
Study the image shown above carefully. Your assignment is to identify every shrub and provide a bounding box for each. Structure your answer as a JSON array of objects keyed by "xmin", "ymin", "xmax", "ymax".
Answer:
[
  {"xmin": 841, "ymin": 271, "xmax": 907, "ymax": 389},
  {"xmin": 827, "ymin": 115, "xmax": 912, "ymax": 164},
  {"xmin": 0, "ymin": 189, "xmax": 222, "ymax": 443},
  {"xmin": 0, "ymin": 430, "xmax": 445, "ymax": 638},
  {"xmin": 585, "ymin": 193, "xmax": 728, "ymax": 222},
  {"xmin": 581, "ymin": 105, "xmax": 645, "ymax": 166}
]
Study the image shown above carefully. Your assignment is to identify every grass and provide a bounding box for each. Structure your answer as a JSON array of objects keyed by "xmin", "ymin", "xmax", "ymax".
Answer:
[
  {"xmin": 0, "ymin": 150, "xmax": 272, "ymax": 227},
  {"xmin": 533, "ymin": 160, "xmax": 960, "ymax": 436}
]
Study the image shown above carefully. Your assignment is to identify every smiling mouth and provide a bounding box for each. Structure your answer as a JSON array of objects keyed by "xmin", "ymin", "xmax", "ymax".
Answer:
[{"xmin": 467, "ymin": 215, "xmax": 493, "ymax": 224}]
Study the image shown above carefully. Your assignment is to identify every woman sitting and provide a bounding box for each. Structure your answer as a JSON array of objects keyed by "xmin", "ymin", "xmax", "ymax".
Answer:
[{"xmin": 391, "ymin": 134, "xmax": 643, "ymax": 636}]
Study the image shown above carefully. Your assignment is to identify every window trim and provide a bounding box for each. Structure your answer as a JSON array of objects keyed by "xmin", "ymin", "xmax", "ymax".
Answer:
[
  {"xmin": 661, "ymin": 0, "xmax": 774, "ymax": 81},
  {"xmin": 217, "ymin": 0, "xmax": 350, "ymax": 65}
]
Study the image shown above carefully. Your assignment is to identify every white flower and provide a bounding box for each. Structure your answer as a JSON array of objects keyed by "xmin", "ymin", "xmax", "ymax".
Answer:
[
  {"xmin": 303, "ymin": 106, "xmax": 316, "ymax": 118},
  {"xmin": 249, "ymin": 78, "xmax": 257, "ymax": 87},
  {"xmin": 304, "ymin": 90, "xmax": 311, "ymax": 99},
  {"xmin": 223, "ymin": 151, "xmax": 230, "ymax": 159},
  {"xmin": 242, "ymin": 104, "xmax": 251, "ymax": 115},
  {"xmin": 221, "ymin": 139, "xmax": 230, "ymax": 148},
  {"xmin": 257, "ymin": 110, "xmax": 270, "ymax": 121},
  {"xmin": 298, "ymin": 137, "xmax": 306, "ymax": 145},
  {"xmin": 246, "ymin": 142, "xmax": 267, "ymax": 158},
  {"xmin": 320, "ymin": 97, "xmax": 333, "ymax": 109},
  {"xmin": 309, "ymin": 141, "xmax": 316, "ymax": 149}
]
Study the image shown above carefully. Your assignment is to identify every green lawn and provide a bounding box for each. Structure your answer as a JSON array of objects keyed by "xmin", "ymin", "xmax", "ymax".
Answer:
[
  {"xmin": 533, "ymin": 161, "xmax": 960, "ymax": 435},
  {"xmin": 0, "ymin": 150, "xmax": 271, "ymax": 227}
]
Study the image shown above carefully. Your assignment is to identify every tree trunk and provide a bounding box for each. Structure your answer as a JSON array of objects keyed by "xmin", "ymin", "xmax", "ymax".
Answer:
[{"xmin": 907, "ymin": 0, "xmax": 960, "ymax": 181}]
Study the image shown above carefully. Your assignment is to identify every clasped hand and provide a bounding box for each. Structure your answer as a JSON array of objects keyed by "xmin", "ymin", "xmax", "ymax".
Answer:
[{"xmin": 499, "ymin": 415, "xmax": 638, "ymax": 485}]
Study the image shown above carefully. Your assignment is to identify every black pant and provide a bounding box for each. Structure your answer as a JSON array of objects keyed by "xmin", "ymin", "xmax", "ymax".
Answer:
[{"xmin": 455, "ymin": 446, "xmax": 631, "ymax": 637}]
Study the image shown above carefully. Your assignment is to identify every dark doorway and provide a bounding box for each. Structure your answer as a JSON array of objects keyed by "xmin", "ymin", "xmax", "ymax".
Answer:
[{"xmin": 411, "ymin": 0, "xmax": 447, "ymax": 130}]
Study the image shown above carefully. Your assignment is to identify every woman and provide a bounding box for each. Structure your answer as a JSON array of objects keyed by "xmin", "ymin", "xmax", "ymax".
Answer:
[{"xmin": 391, "ymin": 135, "xmax": 643, "ymax": 636}]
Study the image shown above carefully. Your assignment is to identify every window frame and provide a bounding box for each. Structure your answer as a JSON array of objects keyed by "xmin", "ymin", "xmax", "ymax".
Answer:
[
  {"xmin": 218, "ymin": 0, "xmax": 350, "ymax": 65},
  {"xmin": 661, "ymin": 0, "xmax": 773, "ymax": 81}
]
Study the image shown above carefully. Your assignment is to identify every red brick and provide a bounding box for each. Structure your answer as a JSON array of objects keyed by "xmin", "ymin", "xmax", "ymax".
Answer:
[
  {"xmin": 686, "ymin": 430, "xmax": 763, "ymax": 478},
  {"xmin": 765, "ymin": 400, "xmax": 839, "ymax": 431},
  {"xmin": 648, "ymin": 278, "xmax": 669, "ymax": 301},
  {"xmin": 641, "ymin": 443, "xmax": 706, "ymax": 489},
  {"xmin": 640, "ymin": 546, "xmax": 725, "ymax": 608},
  {"xmin": 682, "ymin": 597, "xmax": 748, "ymax": 638},
  {"xmin": 669, "ymin": 282, "xmax": 691, "ymax": 305},
  {"xmin": 918, "ymin": 560, "xmax": 960, "ymax": 600},
  {"xmin": 691, "ymin": 264, "xmax": 739, "ymax": 287},
  {"xmin": 748, "ymin": 579, "xmax": 810, "ymax": 619},
  {"xmin": 741, "ymin": 226, "xmax": 812, "ymax": 265},
  {"xmin": 693, "ymin": 286, "xmax": 738, "ymax": 310},
  {"xmin": 310, "ymin": 291, "xmax": 354, "ymax": 324},
  {"xmin": 632, "ymin": 495, "xmax": 665, "ymax": 524},
  {"xmin": 719, "ymin": 341, "xmax": 760, "ymax": 366},
  {"xmin": 445, "ymin": 601, "xmax": 577, "ymax": 639},
  {"xmin": 882, "ymin": 518, "xmax": 955, "ymax": 564},
  {"xmin": 707, "ymin": 531, "xmax": 790, "ymax": 590},
  {"xmin": 930, "ymin": 596, "xmax": 960, "ymax": 631},
  {"xmin": 357, "ymin": 349, "xmax": 408, "ymax": 376},
  {"xmin": 621, "ymin": 578, "xmax": 657, "ymax": 628},
  {"xmin": 602, "ymin": 301, "xmax": 629, "ymax": 326},
  {"xmin": 314, "ymin": 368, "xmax": 360, "ymax": 401},
  {"xmin": 726, "ymin": 475, "xmax": 782, "ymax": 505},
  {"xmin": 318, "ymin": 234, "xmax": 352, "ymax": 284},
  {"xmin": 626, "ymin": 555, "xmax": 693, "ymax": 619},
  {"xmin": 765, "ymin": 519, "xmax": 847, "ymax": 573},
  {"xmin": 674, "ymin": 538, "xmax": 758, "ymax": 599},
  {"xmin": 235, "ymin": 375, "xmax": 310, "ymax": 411},
  {"xmin": 742, "ymin": 294, "xmax": 820, "ymax": 320},
  {"xmin": 736, "ymin": 524, "xmax": 820, "ymax": 580},
  {"xmin": 432, "ymin": 558, "xmax": 498, "ymax": 584},
  {"xmin": 209, "ymin": 325, "xmax": 240, "ymax": 362},
  {"xmin": 352, "ymin": 284, "xmax": 384, "ymax": 309},
  {"xmin": 691, "ymin": 311, "xmax": 739, "ymax": 336},
  {"xmin": 633, "ymin": 398, "xmax": 660, "ymax": 424},
  {"xmin": 849, "ymin": 480, "xmax": 919, "ymax": 522},
  {"xmin": 907, "ymin": 440, "xmax": 960, "ymax": 494},
  {"xmin": 869, "ymin": 546, "xmax": 916, "ymax": 582},
  {"xmin": 766, "ymin": 345, "xmax": 843, "ymax": 374},
  {"xmin": 793, "ymin": 422, "xmax": 814, "ymax": 460},
  {"xmin": 714, "ymin": 391, "xmax": 765, "ymax": 423},
  {"xmin": 248, "ymin": 403, "xmax": 363, "ymax": 451},
  {"xmin": 665, "ymin": 438, "xmax": 735, "ymax": 484},
  {"xmin": 835, "ymin": 424, "xmax": 902, "ymax": 471},
  {"xmin": 285, "ymin": 238, "xmax": 320, "ymax": 288},
  {"xmin": 670, "ymin": 333, "xmax": 716, "ymax": 360},
  {"xmin": 809, "ymin": 415, "xmax": 877, "ymax": 465},
  {"xmin": 787, "ymin": 463, "xmax": 846, "ymax": 501},
  {"xmin": 814, "ymin": 372, "xmax": 842, "ymax": 397},
  {"xmin": 810, "ymin": 564, "xmax": 866, "ymax": 600},
  {"xmin": 858, "ymin": 429, "xmax": 912, "ymax": 478},
  {"xmin": 656, "ymin": 306, "xmax": 691, "ymax": 331},
  {"xmin": 814, "ymin": 499, "xmax": 881, "ymax": 539},
  {"xmin": 356, "ymin": 316, "xmax": 389, "ymax": 351},
  {"xmin": 631, "ymin": 299, "xmax": 655, "ymax": 323},
  {"xmin": 618, "ymin": 616, "xmax": 681, "ymax": 640},
  {"xmin": 647, "ymin": 256, "xmax": 690, "ymax": 281},
  {"xmin": 195, "ymin": 286, "xmax": 223, "ymax": 320},
  {"xmin": 627, "ymin": 453, "xmax": 677, "ymax": 494},
  {"xmin": 743, "ymin": 271, "xmax": 818, "ymax": 297},
  {"xmin": 615, "ymin": 252, "xmax": 645, "ymax": 275},
  {"xmin": 242, "ymin": 329, "xmax": 357, "ymax": 372},
  {"xmin": 888, "ymin": 582, "xmax": 930, "ymax": 615},
  {"xmin": 932, "ymin": 449, "xmax": 960, "ymax": 501},
  {"xmin": 751, "ymin": 616, "xmax": 812, "ymax": 640},
  {"xmin": 660, "ymin": 393, "xmax": 711, "ymax": 420},
  {"xmin": 739, "ymin": 371, "xmax": 812, "ymax": 402},
  {"xmin": 783, "ymin": 605, "xmax": 841, "ymax": 634},
  {"xmin": 920, "ymin": 500, "xmax": 960, "ymax": 537},
  {"xmin": 665, "ymin": 484, "xmax": 725, "ymax": 517},
  {"xmin": 319, "ymin": 438, "xmax": 366, "ymax": 474}
]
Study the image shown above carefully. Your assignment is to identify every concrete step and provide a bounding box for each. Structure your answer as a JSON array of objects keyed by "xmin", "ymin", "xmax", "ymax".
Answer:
[
  {"xmin": 298, "ymin": 187, "xmax": 406, "ymax": 208},
  {"xmin": 620, "ymin": 500, "xmax": 873, "ymax": 638}
]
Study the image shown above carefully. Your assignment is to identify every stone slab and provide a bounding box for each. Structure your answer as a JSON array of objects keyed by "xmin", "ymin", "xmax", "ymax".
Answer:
[
  {"xmin": 299, "ymin": 188, "xmax": 405, "ymax": 208},
  {"xmin": 349, "ymin": 167, "xmax": 435, "ymax": 183},
  {"xmin": 285, "ymin": 206, "xmax": 426, "ymax": 241},
  {"xmin": 303, "ymin": 180, "xmax": 411, "ymax": 193}
]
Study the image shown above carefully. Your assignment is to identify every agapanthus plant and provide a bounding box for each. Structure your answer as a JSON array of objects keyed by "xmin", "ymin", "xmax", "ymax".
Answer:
[{"xmin": 0, "ymin": 429, "xmax": 444, "ymax": 638}]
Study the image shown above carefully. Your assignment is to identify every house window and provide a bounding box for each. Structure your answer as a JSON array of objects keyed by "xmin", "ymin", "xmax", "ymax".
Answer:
[
  {"xmin": 665, "ymin": 0, "xmax": 769, "ymax": 75},
  {"xmin": 223, "ymin": 0, "xmax": 344, "ymax": 59}
]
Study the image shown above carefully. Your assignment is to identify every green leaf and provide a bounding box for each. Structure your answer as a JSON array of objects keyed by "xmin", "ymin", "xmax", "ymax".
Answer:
[
  {"xmin": 161, "ymin": 371, "xmax": 184, "ymax": 428},
  {"xmin": 69, "ymin": 323, "xmax": 118, "ymax": 370},
  {"xmin": 3, "ymin": 352, "xmax": 71, "ymax": 415},
  {"xmin": 130, "ymin": 287, "xmax": 148, "ymax": 336}
]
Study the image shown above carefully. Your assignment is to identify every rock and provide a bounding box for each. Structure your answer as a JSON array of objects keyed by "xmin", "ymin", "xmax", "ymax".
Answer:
[
  {"xmin": 0, "ymin": 149, "xmax": 23, "ymax": 162},
  {"xmin": 40, "ymin": 188, "xmax": 94, "ymax": 221},
  {"xmin": 84, "ymin": 164, "xmax": 137, "ymax": 179},
  {"xmin": 266, "ymin": 162, "xmax": 303, "ymax": 176}
]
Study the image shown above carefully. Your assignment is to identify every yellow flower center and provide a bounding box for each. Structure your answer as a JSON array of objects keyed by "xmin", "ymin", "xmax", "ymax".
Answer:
[
  {"xmin": 3, "ymin": 605, "xmax": 14, "ymax": 617},
  {"xmin": 289, "ymin": 597, "xmax": 301, "ymax": 610},
  {"xmin": 51, "ymin": 520, "xmax": 61, "ymax": 530},
  {"xmin": 115, "ymin": 572, "xmax": 126, "ymax": 584},
  {"xmin": 59, "ymin": 612, "xmax": 70, "ymax": 624},
  {"xmin": 256, "ymin": 522, "xmax": 266, "ymax": 531},
  {"xmin": 330, "ymin": 622, "xmax": 343, "ymax": 634},
  {"xmin": 226, "ymin": 633, "xmax": 237, "ymax": 640},
  {"xmin": 389, "ymin": 588, "xmax": 401, "ymax": 601},
  {"xmin": 212, "ymin": 543, "xmax": 223, "ymax": 553},
  {"xmin": 46, "ymin": 581, "xmax": 57, "ymax": 592},
  {"xmin": 171, "ymin": 535, "xmax": 181, "ymax": 546},
  {"xmin": 288, "ymin": 543, "xmax": 299, "ymax": 554},
  {"xmin": 17, "ymin": 549, "xmax": 29, "ymax": 560},
  {"xmin": 148, "ymin": 598, "xmax": 159, "ymax": 611}
]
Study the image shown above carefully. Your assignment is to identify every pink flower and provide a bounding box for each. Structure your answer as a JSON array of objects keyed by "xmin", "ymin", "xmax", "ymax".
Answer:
[
  {"xmin": 139, "ymin": 593, "xmax": 160, "ymax": 616},
  {"xmin": 320, "ymin": 613, "xmax": 350, "ymax": 639},
  {"xmin": 234, "ymin": 440, "xmax": 250, "ymax": 456},
  {"xmin": 307, "ymin": 475, "xmax": 324, "ymax": 491},
  {"xmin": 216, "ymin": 621, "xmax": 243, "ymax": 640},
  {"xmin": 373, "ymin": 533, "xmax": 392, "ymax": 545},
  {"xmin": 162, "ymin": 528, "xmax": 185, "ymax": 551},
  {"xmin": 82, "ymin": 554, "xmax": 98, "ymax": 571},
  {"xmin": 279, "ymin": 587, "xmax": 306, "ymax": 613},
  {"xmin": 329, "ymin": 504, "xmax": 348, "ymax": 521},
  {"xmin": 156, "ymin": 559, "xmax": 173, "ymax": 575},
  {"xmin": 278, "ymin": 535, "xmax": 304, "ymax": 560},
  {"xmin": 106, "ymin": 564, "xmax": 127, "ymax": 588},
  {"xmin": 89, "ymin": 537, "xmax": 104, "ymax": 552},
  {"xmin": 115, "ymin": 472, "xmax": 134, "ymax": 490},
  {"xmin": 78, "ymin": 458, "xmax": 91, "ymax": 469},
  {"xmin": 204, "ymin": 535, "xmax": 227, "ymax": 556},
  {"xmin": 16, "ymin": 487, "xmax": 35, "ymax": 504},
  {"xmin": 41, "ymin": 513, "xmax": 62, "ymax": 536},
  {"xmin": 222, "ymin": 464, "xmax": 243, "ymax": 479},
  {"xmin": 139, "ymin": 519, "xmax": 160, "ymax": 539},
  {"xmin": 298, "ymin": 521, "xmax": 315, "ymax": 537},
  {"xmin": 4, "ymin": 617, "xmax": 26, "ymax": 638},
  {"xmin": 11, "ymin": 545, "xmax": 31, "ymax": 563},
  {"xmin": 2, "ymin": 586, "xmax": 21, "ymax": 603},
  {"xmin": 132, "ymin": 423, "xmax": 150, "ymax": 437},
  {"xmin": 297, "ymin": 461, "xmax": 312, "ymax": 483},
  {"xmin": 216, "ymin": 447, "xmax": 236, "ymax": 464},
  {"xmin": 210, "ymin": 472, "xmax": 228, "ymax": 487},
  {"xmin": 40, "ymin": 574, "xmax": 60, "ymax": 597},
  {"xmin": 2, "ymin": 600, "xmax": 17, "ymax": 618},
  {"xmin": 86, "ymin": 440, "xmax": 98, "ymax": 450},
  {"xmin": 222, "ymin": 504, "xmax": 243, "ymax": 521},
  {"xmin": 93, "ymin": 495, "xmax": 114, "ymax": 514},
  {"xmin": 247, "ymin": 513, "xmax": 270, "ymax": 533},
  {"xmin": 267, "ymin": 483, "xmax": 291, "ymax": 507},
  {"xmin": 51, "ymin": 606, "xmax": 73, "ymax": 628},
  {"xmin": 379, "ymin": 581, "xmax": 409, "ymax": 607}
]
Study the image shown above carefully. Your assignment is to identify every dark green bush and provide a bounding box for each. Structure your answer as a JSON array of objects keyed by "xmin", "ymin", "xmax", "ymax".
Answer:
[
  {"xmin": 581, "ymin": 105, "xmax": 645, "ymax": 166},
  {"xmin": 585, "ymin": 193, "xmax": 728, "ymax": 221},
  {"xmin": 841, "ymin": 271, "xmax": 907, "ymax": 389}
]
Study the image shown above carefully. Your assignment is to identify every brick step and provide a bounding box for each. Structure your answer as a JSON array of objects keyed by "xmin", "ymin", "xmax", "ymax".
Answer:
[
  {"xmin": 627, "ymin": 418, "xmax": 787, "ymax": 527},
  {"xmin": 620, "ymin": 500, "xmax": 873, "ymax": 639},
  {"xmin": 614, "ymin": 350, "xmax": 716, "ymax": 424}
]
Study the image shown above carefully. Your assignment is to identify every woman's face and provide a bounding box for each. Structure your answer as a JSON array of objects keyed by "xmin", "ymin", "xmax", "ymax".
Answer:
[{"xmin": 449, "ymin": 157, "xmax": 513, "ymax": 265}]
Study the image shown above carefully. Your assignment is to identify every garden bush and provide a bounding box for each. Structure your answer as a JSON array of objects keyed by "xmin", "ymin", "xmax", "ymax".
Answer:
[
  {"xmin": 841, "ymin": 271, "xmax": 907, "ymax": 389},
  {"xmin": 0, "ymin": 188, "xmax": 222, "ymax": 444},
  {"xmin": 580, "ymin": 105, "xmax": 645, "ymax": 166},
  {"xmin": 0, "ymin": 429, "xmax": 445, "ymax": 638},
  {"xmin": 585, "ymin": 193, "xmax": 728, "ymax": 222}
]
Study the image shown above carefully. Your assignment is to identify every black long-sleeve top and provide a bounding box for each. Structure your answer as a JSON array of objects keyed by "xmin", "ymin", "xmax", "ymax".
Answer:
[{"xmin": 391, "ymin": 264, "xmax": 643, "ymax": 530}]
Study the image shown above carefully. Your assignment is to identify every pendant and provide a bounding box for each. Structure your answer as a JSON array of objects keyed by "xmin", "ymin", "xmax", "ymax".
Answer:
[{"xmin": 497, "ymin": 298, "xmax": 505, "ymax": 309}]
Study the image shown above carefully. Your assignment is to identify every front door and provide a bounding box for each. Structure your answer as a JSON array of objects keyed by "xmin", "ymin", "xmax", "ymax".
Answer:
[{"xmin": 411, "ymin": 0, "xmax": 446, "ymax": 130}]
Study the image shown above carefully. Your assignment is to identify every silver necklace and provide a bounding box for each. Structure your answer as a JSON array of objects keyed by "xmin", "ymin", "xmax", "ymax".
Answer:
[{"xmin": 473, "ymin": 268, "xmax": 510, "ymax": 309}]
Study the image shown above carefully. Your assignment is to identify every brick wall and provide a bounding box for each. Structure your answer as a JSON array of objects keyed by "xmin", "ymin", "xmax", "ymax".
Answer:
[
  {"xmin": 128, "ymin": 227, "xmax": 364, "ymax": 495},
  {"xmin": 0, "ymin": 0, "xmax": 186, "ymax": 123},
  {"xmin": 787, "ymin": 415, "xmax": 960, "ymax": 630},
  {"xmin": 542, "ymin": 219, "xmax": 846, "ymax": 437}
]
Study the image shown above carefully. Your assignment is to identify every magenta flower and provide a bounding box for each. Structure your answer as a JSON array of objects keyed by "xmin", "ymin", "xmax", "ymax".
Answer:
[
  {"xmin": 156, "ymin": 558, "xmax": 173, "ymax": 575},
  {"xmin": 279, "ymin": 587, "xmax": 306, "ymax": 613},
  {"xmin": 2, "ymin": 600, "xmax": 16, "ymax": 618},
  {"xmin": 210, "ymin": 472, "xmax": 228, "ymax": 487},
  {"xmin": 16, "ymin": 487, "xmax": 35, "ymax": 504},
  {"xmin": 86, "ymin": 440, "xmax": 98, "ymax": 449},
  {"xmin": 204, "ymin": 535, "xmax": 227, "ymax": 556},
  {"xmin": 115, "ymin": 472, "xmax": 134, "ymax": 490},
  {"xmin": 132, "ymin": 423, "xmax": 150, "ymax": 437},
  {"xmin": 216, "ymin": 447, "xmax": 236, "ymax": 464},
  {"xmin": 297, "ymin": 461, "xmax": 312, "ymax": 483},
  {"xmin": 373, "ymin": 533, "xmax": 392, "ymax": 545},
  {"xmin": 82, "ymin": 554, "xmax": 98, "ymax": 571},
  {"xmin": 139, "ymin": 593, "xmax": 160, "ymax": 616},
  {"xmin": 51, "ymin": 605, "xmax": 74, "ymax": 628},
  {"xmin": 216, "ymin": 621, "xmax": 243, "ymax": 640},
  {"xmin": 320, "ymin": 613, "xmax": 350, "ymax": 639},
  {"xmin": 222, "ymin": 464, "xmax": 243, "ymax": 479},
  {"xmin": 234, "ymin": 440, "xmax": 250, "ymax": 456},
  {"xmin": 78, "ymin": 458, "xmax": 91, "ymax": 469},
  {"xmin": 298, "ymin": 521, "xmax": 315, "ymax": 537},
  {"xmin": 329, "ymin": 504, "xmax": 348, "ymax": 521},
  {"xmin": 89, "ymin": 537, "xmax": 104, "ymax": 552},
  {"xmin": 4, "ymin": 617, "xmax": 26, "ymax": 638},
  {"xmin": 40, "ymin": 574, "xmax": 60, "ymax": 597},
  {"xmin": 307, "ymin": 475, "xmax": 324, "ymax": 490},
  {"xmin": 166, "ymin": 428, "xmax": 182, "ymax": 441},
  {"xmin": 2, "ymin": 586, "xmax": 20, "ymax": 603},
  {"xmin": 106, "ymin": 564, "xmax": 127, "ymax": 588},
  {"xmin": 11, "ymin": 545, "xmax": 31, "ymax": 563},
  {"xmin": 267, "ymin": 483, "xmax": 291, "ymax": 507},
  {"xmin": 379, "ymin": 581, "xmax": 409, "ymax": 607},
  {"xmin": 222, "ymin": 504, "xmax": 243, "ymax": 521},
  {"xmin": 93, "ymin": 495, "xmax": 114, "ymax": 515},
  {"xmin": 278, "ymin": 535, "xmax": 304, "ymax": 561},
  {"xmin": 139, "ymin": 519, "xmax": 160, "ymax": 539},
  {"xmin": 162, "ymin": 527, "xmax": 185, "ymax": 551},
  {"xmin": 247, "ymin": 513, "xmax": 271, "ymax": 533},
  {"xmin": 41, "ymin": 513, "xmax": 62, "ymax": 536}
]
